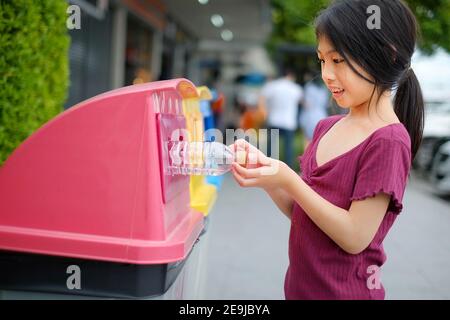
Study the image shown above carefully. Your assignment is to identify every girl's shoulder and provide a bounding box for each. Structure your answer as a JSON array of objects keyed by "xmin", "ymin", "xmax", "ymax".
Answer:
[
  {"xmin": 313, "ymin": 114, "xmax": 411, "ymax": 160},
  {"xmin": 313, "ymin": 114, "xmax": 345, "ymax": 137},
  {"xmin": 309, "ymin": 114, "xmax": 343, "ymax": 145},
  {"xmin": 368, "ymin": 121, "xmax": 411, "ymax": 152},
  {"xmin": 317, "ymin": 114, "xmax": 411, "ymax": 151},
  {"xmin": 317, "ymin": 114, "xmax": 345, "ymax": 128},
  {"xmin": 318, "ymin": 114, "xmax": 344, "ymax": 126},
  {"xmin": 358, "ymin": 123, "xmax": 412, "ymax": 172}
]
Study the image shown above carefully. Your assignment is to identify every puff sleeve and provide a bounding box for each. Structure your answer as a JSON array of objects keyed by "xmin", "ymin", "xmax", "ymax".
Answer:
[{"xmin": 350, "ymin": 138, "xmax": 412, "ymax": 215}]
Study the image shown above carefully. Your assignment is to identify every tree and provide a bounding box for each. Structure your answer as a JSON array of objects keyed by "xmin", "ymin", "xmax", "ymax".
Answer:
[
  {"xmin": 269, "ymin": 0, "xmax": 450, "ymax": 55},
  {"xmin": 407, "ymin": 0, "xmax": 450, "ymax": 54},
  {"xmin": 0, "ymin": 0, "xmax": 69, "ymax": 165}
]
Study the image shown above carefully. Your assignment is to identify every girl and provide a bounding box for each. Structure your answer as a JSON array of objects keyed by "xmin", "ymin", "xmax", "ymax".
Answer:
[{"xmin": 230, "ymin": 0, "xmax": 424, "ymax": 300}]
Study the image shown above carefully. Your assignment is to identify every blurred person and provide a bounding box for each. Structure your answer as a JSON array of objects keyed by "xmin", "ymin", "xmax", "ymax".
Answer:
[
  {"xmin": 229, "ymin": 0, "xmax": 423, "ymax": 300},
  {"xmin": 132, "ymin": 68, "xmax": 152, "ymax": 84},
  {"xmin": 236, "ymin": 73, "xmax": 266, "ymax": 130},
  {"xmin": 211, "ymin": 90, "xmax": 225, "ymax": 132},
  {"xmin": 259, "ymin": 68, "xmax": 303, "ymax": 168},
  {"xmin": 299, "ymin": 72, "xmax": 330, "ymax": 149}
]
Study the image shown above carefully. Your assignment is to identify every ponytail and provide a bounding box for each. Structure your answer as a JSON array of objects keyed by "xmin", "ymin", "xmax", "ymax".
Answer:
[{"xmin": 394, "ymin": 68, "xmax": 424, "ymax": 163}]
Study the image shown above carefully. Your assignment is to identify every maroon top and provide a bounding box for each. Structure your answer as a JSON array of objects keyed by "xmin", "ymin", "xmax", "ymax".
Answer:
[{"xmin": 285, "ymin": 114, "xmax": 412, "ymax": 300}]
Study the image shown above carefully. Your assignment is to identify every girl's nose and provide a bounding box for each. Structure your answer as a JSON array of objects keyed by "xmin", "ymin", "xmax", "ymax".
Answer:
[{"xmin": 321, "ymin": 63, "xmax": 336, "ymax": 82}]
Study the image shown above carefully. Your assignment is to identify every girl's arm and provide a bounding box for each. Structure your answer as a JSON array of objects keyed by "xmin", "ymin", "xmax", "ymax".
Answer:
[
  {"xmin": 230, "ymin": 139, "xmax": 390, "ymax": 254},
  {"xmin": 263, "ymin": 187, "xmax": 294, "ymax": 220},
  {"xmin": 283, "ymin": 171, "xmax": 390, "ymax": 255}
]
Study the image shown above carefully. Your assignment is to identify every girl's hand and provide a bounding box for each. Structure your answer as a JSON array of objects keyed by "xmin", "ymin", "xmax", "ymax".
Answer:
[{"xmin": 229, "ymin": 139, "xmax": 294, "ymax": 190}]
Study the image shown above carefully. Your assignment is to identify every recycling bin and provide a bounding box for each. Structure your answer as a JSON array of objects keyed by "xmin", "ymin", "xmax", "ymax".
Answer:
[
  {"xmin": 198, "ymin": 87, "xmax": 226, "ymax": 190},
  {"xmin": 0, "ymin": 79, "xmax": 214, "ymax": 299},
  {"xmin": 183, "ymin": 86, "xmax": 217, "ymax": 217}
]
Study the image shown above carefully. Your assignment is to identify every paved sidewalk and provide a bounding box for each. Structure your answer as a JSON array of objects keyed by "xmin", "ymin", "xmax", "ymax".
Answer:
[
  {"xmin": 204, "ymin": 173, "xmax": 290, "ymax": 299},
  {"xmin": 204, "ymin": 172, "xmax": 450, "ymax": 299},
  {"xmin": 382, "ymin": 172, "xmax": 450, "ymax": 299}
]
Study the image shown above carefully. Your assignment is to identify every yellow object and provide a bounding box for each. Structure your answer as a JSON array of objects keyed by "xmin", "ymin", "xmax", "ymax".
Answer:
[
  {"xmin": 236, "ymin": 150, "xmax": 247, "ymax": 166},
  {"xmin": 181, "ymin": 86, "xmax": 217, "ymax": 216},
  {"xmin": 190, "ymin": 176, "xmax": 218, "ymax": 215},
  {"xmin": 197, "ymin": 86, "xmax": 213, "ymax": 100}
]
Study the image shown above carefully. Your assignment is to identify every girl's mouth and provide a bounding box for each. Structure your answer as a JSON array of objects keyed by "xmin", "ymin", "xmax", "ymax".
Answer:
[{"xmin": 331, "ymin": 88, "xmax": 345, "ymax": 99}]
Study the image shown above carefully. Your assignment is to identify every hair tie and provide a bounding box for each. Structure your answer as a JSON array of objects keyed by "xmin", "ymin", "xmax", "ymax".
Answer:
[{"xmin": 399, "ymin": 63, "xmax": 412, "ymax": 84}]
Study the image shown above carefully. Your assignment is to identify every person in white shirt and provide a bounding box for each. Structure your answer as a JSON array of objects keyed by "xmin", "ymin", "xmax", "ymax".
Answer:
[
  {"xmin": 299, "ymin": 73, "xmax": 330, "ymax": 149},
  {"xmin": 259, "ymin": 68, "xmax": 303, "ymax": 168}
]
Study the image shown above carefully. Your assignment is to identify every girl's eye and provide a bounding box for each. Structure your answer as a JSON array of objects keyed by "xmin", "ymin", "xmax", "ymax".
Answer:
[{"xmin": 317, "ymin": 58, "xmax": 344, "ymax": 65}]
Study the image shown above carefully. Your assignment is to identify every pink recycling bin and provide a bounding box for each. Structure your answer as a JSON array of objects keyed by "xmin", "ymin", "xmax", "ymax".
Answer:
[{"xmin": 0, "ymin": 79, "xmax": 206, "ymax": 298}]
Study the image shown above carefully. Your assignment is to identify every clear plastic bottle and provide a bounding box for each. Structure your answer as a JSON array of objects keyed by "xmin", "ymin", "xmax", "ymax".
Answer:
[{"xmin": 167, "ymin": 141, "xmax": 235, "ymax": 176}]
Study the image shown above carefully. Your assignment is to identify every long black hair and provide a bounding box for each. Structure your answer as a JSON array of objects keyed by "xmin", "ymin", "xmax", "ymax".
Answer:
[{"xmin": 315, "ymin": 0, "xmax": 424, "ymax": 162}]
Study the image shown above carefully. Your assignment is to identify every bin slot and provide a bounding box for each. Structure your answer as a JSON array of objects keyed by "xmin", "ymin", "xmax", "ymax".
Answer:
[{"xmin": 156, "ymin": 113, "xmax": 189, "ymax": 204}]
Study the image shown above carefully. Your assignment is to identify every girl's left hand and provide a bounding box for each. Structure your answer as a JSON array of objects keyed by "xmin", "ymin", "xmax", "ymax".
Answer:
[{"xmin": 229, "ymin": 139, "xmax": 295, "ymax": 190}]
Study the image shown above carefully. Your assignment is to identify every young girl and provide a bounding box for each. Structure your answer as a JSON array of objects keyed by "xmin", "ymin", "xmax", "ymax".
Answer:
[{"xmin": 230, "ymin": 0, "xmax": 424, "ymax": 300}]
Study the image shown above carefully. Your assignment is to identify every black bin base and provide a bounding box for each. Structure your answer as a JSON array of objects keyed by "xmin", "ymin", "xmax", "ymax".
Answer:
[{"xmin": 0, "ymin": 249, "xmax": 189, "ymax": 299}]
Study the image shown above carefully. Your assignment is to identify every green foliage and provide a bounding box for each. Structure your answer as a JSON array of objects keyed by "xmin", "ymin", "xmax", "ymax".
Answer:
[
  {"xmin": 406, "ymin": 0, "xmax": 450, "ymax": 54},
  {"xmin": 269, "ymin": 0, "xmax": 329, "ymax": 49},
  {"xmin": 0, "ymin": 0, "xmax": 69, "ymax": 165},
  {"xmin": 269, "ymin": 0, "xmax": 450, "ymax": 55}
]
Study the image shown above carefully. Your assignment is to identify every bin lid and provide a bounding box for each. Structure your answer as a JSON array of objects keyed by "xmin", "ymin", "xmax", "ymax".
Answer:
[{"xmin": 0, "ymin": 79, "xmax": 204, "ymax": 265}]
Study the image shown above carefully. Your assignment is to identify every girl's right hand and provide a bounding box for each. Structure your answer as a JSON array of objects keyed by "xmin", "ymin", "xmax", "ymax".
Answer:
[
  {"xmin": 228, "ymin": 139, "xmax": 269, "ymax": 169},
  {"xmin": 228, "ymin": 139, "xmax": 292, "ymax": 191}
]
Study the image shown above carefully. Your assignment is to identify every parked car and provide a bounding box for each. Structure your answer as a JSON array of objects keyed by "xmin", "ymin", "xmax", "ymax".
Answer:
[
  {"xmin": 414, "ymin": 102, "xmax": 450, "ymax": 195},
  {"xmin": 429, "ymin": 141, "xmax": 450, "ymax": 196}
]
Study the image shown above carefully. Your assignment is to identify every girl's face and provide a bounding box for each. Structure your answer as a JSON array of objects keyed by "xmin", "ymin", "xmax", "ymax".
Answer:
[{"xmin": 317, "ymin": 36, "xmax": 375, "ymax": 110}]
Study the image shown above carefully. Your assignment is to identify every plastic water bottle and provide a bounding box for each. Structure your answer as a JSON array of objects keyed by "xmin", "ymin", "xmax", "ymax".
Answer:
[{"xmin": 167, "ymin": 141, "xmax": 235, "ymax": 176}]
